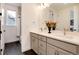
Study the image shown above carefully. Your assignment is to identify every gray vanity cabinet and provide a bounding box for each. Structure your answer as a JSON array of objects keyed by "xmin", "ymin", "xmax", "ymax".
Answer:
[
  {"xmin": 31, "ymin": 36, "xmax": 39, "ymax": 54},
  {"xmin": 38, "ymin": 40, "xmax": 46, "ymax": 55},
  {"xmin": 47, "ymin": 44, "xmax": 57, "ymax": 55},
  {"xmin": 31, "ymin": 32, "xmax": 79, "ymax": 55},
  {"xmin": 47, "ymin": 38, "xmax": 77, "ymax": 54},
  {"xmin": 47, "ymin": 43, "xmax": 73, "ymax": 55},
  {"xmin": 38, "ymin": 35, "xmax": 46, "ymax": 55},
  {"xmin": 57, "ymin": 49, "xmax": 73, "ymax": 55},
  {"xmin": 31, "ymin": 33, "xmax": 47, "ymax": 55}
]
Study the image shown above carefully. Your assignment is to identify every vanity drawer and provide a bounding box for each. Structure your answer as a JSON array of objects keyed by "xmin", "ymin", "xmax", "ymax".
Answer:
[
  {"xmin": 31, "ymin": 33, "xmax": 39, "ymax": 38},
  {"xmin": 47, "ymin": 38, "xmax": 77, "ymax": 54},
  {"xmin": 57, "ymin": 47, "xmax": 73, "ymax": 55},
  {"xmin": 47, "ymin": 44, "xmax": 57, "ymax": 55},
  {"xmin": 39, "ymin": 35, "xmax": 46, "ymax": 42},
  {"xmin": 39, "ymin": 40, "xmax": 46, "ymax": 55}
]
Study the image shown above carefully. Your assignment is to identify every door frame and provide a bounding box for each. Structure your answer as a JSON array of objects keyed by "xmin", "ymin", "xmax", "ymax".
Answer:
[
  {"xmin": 1, "ymin": 3, "xmax": 21, "ymax": 54},
  {"xmin": 4, "ymin": 4, "xmax": 21, "ymax": 43}
]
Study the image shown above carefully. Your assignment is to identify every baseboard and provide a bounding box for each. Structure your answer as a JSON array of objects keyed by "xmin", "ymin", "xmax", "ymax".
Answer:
[{"xmin": 5, "ymin": 40, "xmax": 20, "ymax": 45}]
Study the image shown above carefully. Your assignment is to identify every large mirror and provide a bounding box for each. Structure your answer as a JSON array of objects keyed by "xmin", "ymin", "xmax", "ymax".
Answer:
[{"xmin": 43, "ymin": 3, "xmax": 79, "ymax": 32}]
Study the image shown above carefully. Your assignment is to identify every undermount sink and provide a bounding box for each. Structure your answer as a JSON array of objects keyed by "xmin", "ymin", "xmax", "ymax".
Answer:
[
  {"xmin": 42, "ymin": 30, "xmax": 75, "ymax": 39},
  {"xmin": 65, "ymin": 35, "xmax": 74, "ymax": 39},
  {"xmin": 52, "ymin": 33, "xmax": 74, "ymax": 39}
]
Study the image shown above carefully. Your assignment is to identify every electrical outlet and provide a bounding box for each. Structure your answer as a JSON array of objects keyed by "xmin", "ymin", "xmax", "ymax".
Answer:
[{"xmin": 16, "ymin": 36, "xmax": 20, "ymax": 38}]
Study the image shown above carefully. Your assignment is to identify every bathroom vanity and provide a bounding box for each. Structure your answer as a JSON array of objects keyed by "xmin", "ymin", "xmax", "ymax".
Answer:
[{"xmin": 30, "ymin": 30, "xmax": 79, "ymax": 55}]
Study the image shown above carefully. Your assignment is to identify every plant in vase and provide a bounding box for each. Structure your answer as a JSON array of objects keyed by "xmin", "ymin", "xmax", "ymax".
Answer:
[
  {"xmin": 46, "ymin": 20, "xmax": 52, "ymax": 33},
  {"xmin": 52, "ymin": 22, "xmax": 56, "ymax": 30},
  {"xmin": 45, "ymin": 20, "xmax": 57, "ymax": 33}
]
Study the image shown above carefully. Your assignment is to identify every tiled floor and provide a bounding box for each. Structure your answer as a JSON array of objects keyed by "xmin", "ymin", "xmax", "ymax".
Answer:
[
  {"xmin": 4, "ymin": 41, "xmax": 37, "ymax": 55},
  {"xmin": 23, "ymin": 49, "xmax": 37, "ymax": 55},
  {"xmin": 4, "ymin": 41, "xmax": 23, "ymax": 55}
]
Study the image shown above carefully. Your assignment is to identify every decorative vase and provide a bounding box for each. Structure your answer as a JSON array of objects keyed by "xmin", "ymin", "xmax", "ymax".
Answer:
[
  {"xmin": 52, "ymin": 26, "xmax": 56, "ymax": 30},
  {"xmin": 48, "ymin": 27, "xmax": 51, "ymax": 33},
  {"xmin": 52, "ymin": 23, "xmax": 56, "ymax": 30}
]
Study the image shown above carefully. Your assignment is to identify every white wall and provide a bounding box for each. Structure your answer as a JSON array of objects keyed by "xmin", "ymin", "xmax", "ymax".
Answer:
[
  {"xmin": 21, "ymin": 3, "xmax": 39, "ymax": 52},
  {"xmin": 16, "ymin": 7, "xmax": 21, "ymax": 37},
  {"xmin": 21, "ymin": 3, "xmax": 57, "ymax": 52},
  {"xmin": 21, "ymin": 4, "xmax": 40, "ymax": 52}
]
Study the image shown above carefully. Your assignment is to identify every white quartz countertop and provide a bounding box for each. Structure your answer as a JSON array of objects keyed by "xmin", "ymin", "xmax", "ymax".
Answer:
[{"xmin": 30, "ymin": 30, "xmax": 79, "ymax": 45}]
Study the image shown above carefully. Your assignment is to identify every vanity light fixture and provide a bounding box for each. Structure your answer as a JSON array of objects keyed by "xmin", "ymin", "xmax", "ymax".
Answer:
[{"xmin": 40, "ymin": 3, "xmax": 50, "ymax": 8}]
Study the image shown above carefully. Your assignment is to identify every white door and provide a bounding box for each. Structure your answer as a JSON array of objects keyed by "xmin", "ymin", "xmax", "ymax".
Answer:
[{"xmin": 4, "ymin": 4, "xmax": 20, "ymax": 43}]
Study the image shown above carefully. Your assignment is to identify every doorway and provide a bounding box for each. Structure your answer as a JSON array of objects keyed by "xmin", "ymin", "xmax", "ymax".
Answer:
[
  {"xmin": 4, "ymin": 4, "xmax": 20, "ymax": 43},
  {"xmin": 2, "ymin": 3, "xmax": 22, "ymax": 55}
]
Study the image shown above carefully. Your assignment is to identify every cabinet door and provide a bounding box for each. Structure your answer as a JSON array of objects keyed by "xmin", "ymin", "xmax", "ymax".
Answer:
[
  {"xmin": 47, "ymin": 44, "xmax": 57, "ymax": 55},
  {"xmin": 31, "ymin": 37, "xmax": 39, "ymax": 54},
  {"xmin": 57, "ymin": 48, "xmax": 73, "ymax": 55},
  {"xmin": 47, "ymin": 38, "xmax": 77, "ymax": 54},
  {"xmin": 39, "ymin": 40, "xmax": 46, "ymax": 55}
]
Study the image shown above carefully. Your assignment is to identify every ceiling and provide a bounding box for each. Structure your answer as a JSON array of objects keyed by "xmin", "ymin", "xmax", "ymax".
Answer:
[
  {"xmin": 5, "ymin": 3, "xmax": 79, "ymax": 9},
  {"xmin": 6, "ymin": 3, "xmax": 21, "ymax": 7}
]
